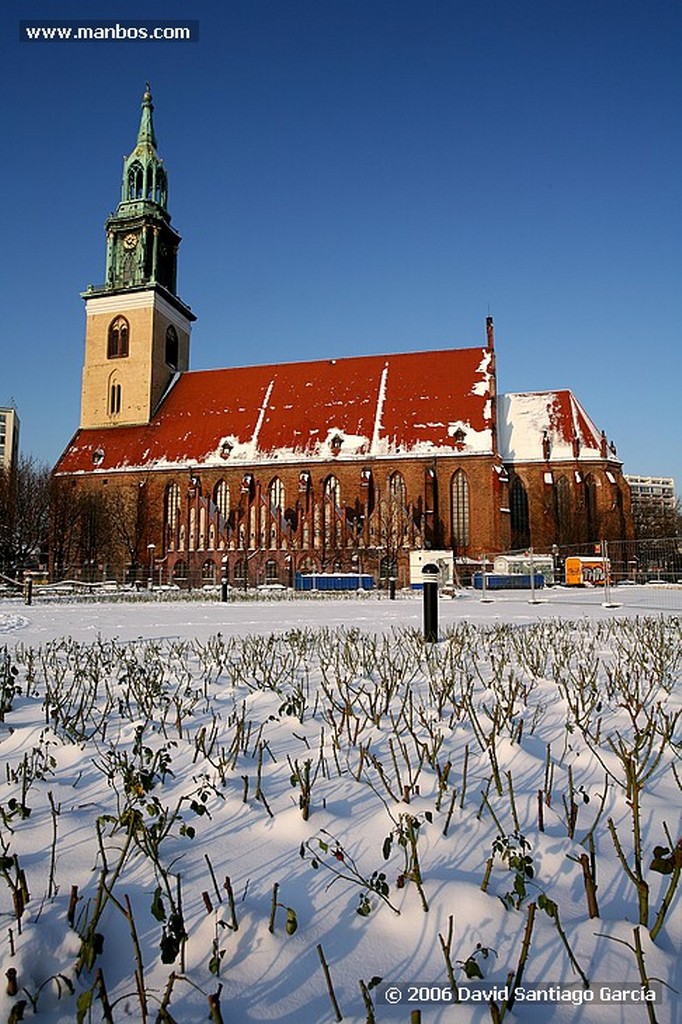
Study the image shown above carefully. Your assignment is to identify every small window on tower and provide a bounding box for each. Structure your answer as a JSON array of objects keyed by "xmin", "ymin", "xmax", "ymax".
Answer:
[
  {"xmin": 165, "ymin": 325, "xmax": 179, "ymax": 368},
  {"xmin": 109, "ymin": 383, "xmax": 122, "ymax": 416},
  {"xmin": 108, "ymin": 316, "xmax": 129, "ymax": 359},
  {"xmin": 156, "ymin": 169, "xmax": 167, "ymax": 206},
  {"xmin": 127, "ymin": 162, "xmax": 144, "ymax": 200}
]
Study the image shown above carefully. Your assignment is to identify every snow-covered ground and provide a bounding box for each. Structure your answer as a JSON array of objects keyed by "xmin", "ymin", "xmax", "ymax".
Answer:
[
  {"xmin": 0, "ymin": 593, "xmax": 679, "ymax": 1023},
  {"xmin": 1, "ymin": 585, "xmax": 680, "ymax": 650}
]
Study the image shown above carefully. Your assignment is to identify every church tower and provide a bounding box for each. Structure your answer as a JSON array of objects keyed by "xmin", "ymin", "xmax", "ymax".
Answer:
[{"xmin": 80, "ymin": 85, "xmax": 196, "ymax": 429}]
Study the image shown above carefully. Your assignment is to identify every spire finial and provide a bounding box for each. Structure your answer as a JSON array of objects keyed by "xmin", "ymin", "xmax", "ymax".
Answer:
[{"xmin": 137, "ymin": 83, "xmax": 157, "ymax": 149}]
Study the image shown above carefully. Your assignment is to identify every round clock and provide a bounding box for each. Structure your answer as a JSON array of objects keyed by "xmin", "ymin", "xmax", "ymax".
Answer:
[{"xmin": 123, "ymin": 233, "xmax": 138, "ymax": 250}]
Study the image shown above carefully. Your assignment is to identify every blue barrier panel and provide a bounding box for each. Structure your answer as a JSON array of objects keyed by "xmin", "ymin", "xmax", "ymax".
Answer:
[
  {"xmin": 473, "ymin": 573, "xmax": 545, "ymax": 591},
  {"xmin": 294, "ymin": 573, "xmax": 375, "ymax": 591}
]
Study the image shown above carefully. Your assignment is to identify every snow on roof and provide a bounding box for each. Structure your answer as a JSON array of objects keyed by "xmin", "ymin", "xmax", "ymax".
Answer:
[
  {"xmin": 55, "ymin": 346, "xmax": 495, "ymax": 475},
  {"xmin": 498, "ymin": 391, "xmax": 606, "ymax": 463}
]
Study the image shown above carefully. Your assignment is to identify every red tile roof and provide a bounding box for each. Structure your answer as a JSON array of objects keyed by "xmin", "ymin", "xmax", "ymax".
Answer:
[{"xmin": 55, "ymin": 346, "xmax": 495, "ymax": 475}]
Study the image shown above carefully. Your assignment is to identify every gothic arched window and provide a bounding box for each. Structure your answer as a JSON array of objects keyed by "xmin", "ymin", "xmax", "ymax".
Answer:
[
  {"xmin": 213, "ymin": 480, "xmax": 230, "ymax": 519},
  {"xmin": 269, "ymin": 477, "xmax": 285, "ymax": 512},
  {"xmin": 450, "ymin": 469, "xmax": 470, "ymax": 549},
  {"xmin": 108, "ymin": 382, "xmax": 122, "ymax": 416},
  {"xmin": 107, "ymin": 316, "xmax": 129, "ymax": 359},
  {"xmin": 585, "ymin": 474, "xmax": 599, "ymax": 543},
  {"xmin": 127, "ymin": 162, "xmax": 144, "ymax": 200},
  {"xmin": 268, "ymin": 477, "xmax": 285, "ymax": 549},
  {"xmin": 165, "ymin": 482, "xmax": 181, "ymax": 543},
  {"xmin": 554, "ymin": 476, "xmax": 571, "ymax": 546},
  {"xmin": 387, "ymin": 471, "xmax": 408, "ymax": 548},
  {"xmin": 155, "ymin": 169, "xmax": 167, "ymax": 206},
  {"xmin": 165, "ymin": 325, "xmax": 179, "ymax": 368},
  {"xmin": 323, "ymin": 475, "xmax": 342, "ymax": 548},
  {"xmin": 510, "ymin": 476, "xmax": 531, "ymax": 550}
]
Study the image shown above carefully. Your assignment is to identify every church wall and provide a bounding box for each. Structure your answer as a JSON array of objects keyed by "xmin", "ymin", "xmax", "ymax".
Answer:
[
  {"xmin": 506, "ymin": 461, "xmax": 633, "ymax": 553},
  {"xmin": 53, "ymin": 453, "xmax": 510, "ymax": 587}
]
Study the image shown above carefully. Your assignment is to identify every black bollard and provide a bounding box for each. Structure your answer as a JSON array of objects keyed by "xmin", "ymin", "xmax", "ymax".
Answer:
[
  {"xmin": 221, "ymin": 556, "xmax": 228, "ymax": 602},
  {"xmin": 24, "ymin": 578, "xmax": 33, "ymax": 606},
  {"xmin": 421, "ymin": 563, "xmax": 439, "ymax": 643},
  {"xmin": 389, "ymin": 577, "xmax": 396, "ymax": 600}
]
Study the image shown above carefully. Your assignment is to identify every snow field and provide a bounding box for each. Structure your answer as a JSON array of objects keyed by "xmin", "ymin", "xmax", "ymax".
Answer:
[{"xmin": 0, "ymin": 601, "xmax": 679, "ymax": 1023}]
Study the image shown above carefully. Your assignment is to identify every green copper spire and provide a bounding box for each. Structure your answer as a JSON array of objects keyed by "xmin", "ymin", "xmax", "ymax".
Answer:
[
  {"xmin": 119, "ymin": 83, "xmax": 167, "ymax": 210},
  {"xmin": 136, "ymin": 82, "xmax": 157, "ymax": 149},
  {"xmin": 97, "ymin": 85, "xmax": 181, "ymax": 295}
]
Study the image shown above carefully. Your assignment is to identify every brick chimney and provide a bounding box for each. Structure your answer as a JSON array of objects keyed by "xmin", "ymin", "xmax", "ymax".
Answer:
[{"xmin": 486, "ymin": 316, "xmax": 495, "ymax": 349}]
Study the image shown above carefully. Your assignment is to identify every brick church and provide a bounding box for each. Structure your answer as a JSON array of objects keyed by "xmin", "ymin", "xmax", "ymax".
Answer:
[{"xmin": 52, "ymin": 88, "xmax": 632, "ymax": 587}]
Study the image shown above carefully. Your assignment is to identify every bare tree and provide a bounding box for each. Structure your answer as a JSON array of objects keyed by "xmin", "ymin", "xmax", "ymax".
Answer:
[
  {"xmin": 632, "ymin": 495, "xmax": 681, "ymax": 541},
  {"xmin": 376, "ymin": 473, "xmax": 410, "ymax": 585},
  {"xmin": 104, "ymin": 478, "xmax": 158, "ymax": 580},
  {"xmin": 0, "ymin": 456, "xmax": 51, "ymax": 577}
]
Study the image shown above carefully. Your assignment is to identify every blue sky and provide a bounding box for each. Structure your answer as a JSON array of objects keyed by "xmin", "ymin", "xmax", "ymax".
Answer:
[{"xmin": 2, "ymin": 1, "xmax": 680, "ymax": 491}]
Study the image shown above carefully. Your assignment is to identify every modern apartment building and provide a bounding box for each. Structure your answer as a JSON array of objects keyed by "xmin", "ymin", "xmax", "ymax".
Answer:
[
  {"xmin": 0, "ymin": 408, "xmax": 20, "ymax": 472},
  {"xmin": 625, "ymin": 475, "xmax": 677, "ymax": 509}
]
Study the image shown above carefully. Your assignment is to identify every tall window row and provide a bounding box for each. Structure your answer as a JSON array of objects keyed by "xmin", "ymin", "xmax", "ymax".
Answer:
[{"xmin": 163, "ymin": 469, "xmax": 475, "ymax": 555}]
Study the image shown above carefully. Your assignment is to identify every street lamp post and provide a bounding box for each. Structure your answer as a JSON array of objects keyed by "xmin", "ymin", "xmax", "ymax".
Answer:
[
  {"xmin": 421, "ymin": 563, "xmax": 439, "ymax": 642},
  {"xmin": 221, "ymin": 554, "xmax": 228, "ymax": 603}
]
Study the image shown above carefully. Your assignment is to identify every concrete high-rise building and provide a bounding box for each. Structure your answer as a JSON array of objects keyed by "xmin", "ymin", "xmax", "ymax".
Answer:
[
  {"xmin": 625, "ymin": 475, "xmax": 677, "ymax": 510},
  {"xmin": 0, "ymin": 408, "xmax": 20, "ymax": 471}
]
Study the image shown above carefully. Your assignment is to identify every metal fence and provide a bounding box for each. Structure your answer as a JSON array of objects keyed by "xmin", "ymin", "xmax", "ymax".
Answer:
[{"xmin": 497, "ymin": 537, "xmax": 682, "ymax": 613}]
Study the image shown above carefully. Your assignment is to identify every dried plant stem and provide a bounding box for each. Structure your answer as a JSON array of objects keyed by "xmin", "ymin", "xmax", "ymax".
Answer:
[
  {"xmin": 506, "ymin": 771, "xmax": 520, "ymax": 832},
  {"xmin": 268, "ymin": 882, "xmax": 279, "ymax": 933},
  {"xmin": 459, "ymin": 744, "xmax": 470, "ymax": 809},
  {"xmin": 406, "ymin": 817, "xmax": 429, "ymax": 912},
  {"xmin": 489, "ymin": 1000, "xmax": 502, "ymax": 1023},
  {"xmin": 358, "ymin": 979, "xmax": 376, "ymax": 1023},
  {"xmin": 47, "ymin": 791, "xmax": 60, "ymax": 899},
  {"xmin": 224, "ymin": 876, "xmax": 238, "ymax": 931},
  {"xmin": 95, "ymin": 968, "xmax": 114, "ymax": 1024},
  {"xmin": 551, "ymin": 905, "xmax": 589, "ymax": 987},
  {"xmin": 632, "ymin": 927, "xmax": 658, "ymax": 1024},
  {"xmin": 579, "ymin": 853, "xmax": 599, "ymax": 918},
  {"xmin": 67, "ymin": 885, "xmax": 79, "ymax": 927},
  {"xmin": 317, "ymin": 943, "xmax": 343, "ymax": 1021},
  {"xmin": 156, "ymin": 971, "xmax": 178, "ymax": 1024},
  {"xmin": 608, "ymin": 816, "xmax": 649, "ymax": 927},
  {"xmin": 443, "ymin": 789, "xmax": 457, "ymax": 837},
  {"xmin": 437, "ymin": 914, "xmax": 459, "ymax": 1001},
  {"xmin": 505, "ymin": 902, "xmax": 536, "ymax": 1012},
  {"xmin": 650, "ymin": 859, "xmax": 680, "ymax": 943},
  {"xmin": 123, "ymin": 894, "xmax": 148, "ymax": 1023},
  {"xmin": 176, "ymin": 875, "xmax": 186, "ymax": 974},
  {"xmin": 208, "ymin": 987, "xmax": 225, "ymax": 1024},
  {"xmin": 204, "ymin": 854, "xmax": 222, "ymax": 906}
]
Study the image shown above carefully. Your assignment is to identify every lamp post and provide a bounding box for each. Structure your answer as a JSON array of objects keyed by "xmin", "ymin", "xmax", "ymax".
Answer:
[
  {"xmin": 421, "ymin": 563, "xmax": 439, "ymax": 642},
  {"xmin": 221, "ymin": 554, "xmax": 228, "ymax": 603}
]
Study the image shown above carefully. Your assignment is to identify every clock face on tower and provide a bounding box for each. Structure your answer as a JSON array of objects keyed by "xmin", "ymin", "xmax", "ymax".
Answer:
[{"xmin": 123, "ymin": 233, "xmax": 138, "ymax": 250}]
